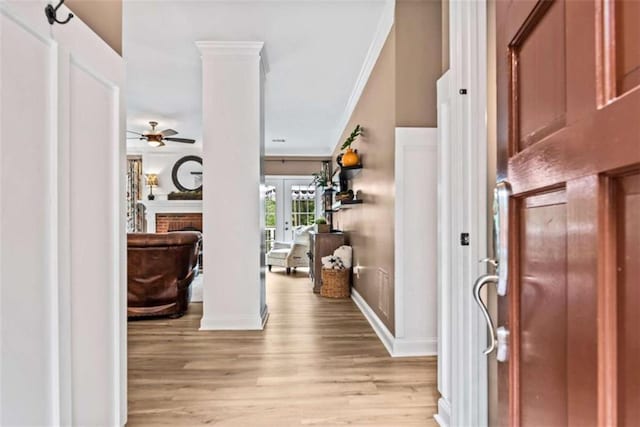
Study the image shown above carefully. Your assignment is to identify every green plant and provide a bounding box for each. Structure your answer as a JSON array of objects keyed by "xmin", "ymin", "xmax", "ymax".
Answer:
[
  {"xmin": 341, "ymin": 124, "xmax": 363, "ymax": 151},
  {"xmin": 265, "ymin": 197, "xmax": 276, "ymax": 227},
  {"xmin": 311, "ymin": 170, "xmax": 330, "ymax": 188},
  {"xmin": 315, "ymin": 217, "xmax": 327, "ymax": 225}
]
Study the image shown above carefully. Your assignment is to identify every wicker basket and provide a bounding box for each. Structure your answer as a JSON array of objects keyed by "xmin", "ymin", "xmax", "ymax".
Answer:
[{"xmin": 320, "ymin": 268, "xmax": 350, "ymax": 298}]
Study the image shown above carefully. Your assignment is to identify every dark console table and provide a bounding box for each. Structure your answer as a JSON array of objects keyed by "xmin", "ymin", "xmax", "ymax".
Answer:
[{"xmin": 308, "ymin": 231, "xmax": 346, "ymax": 293}]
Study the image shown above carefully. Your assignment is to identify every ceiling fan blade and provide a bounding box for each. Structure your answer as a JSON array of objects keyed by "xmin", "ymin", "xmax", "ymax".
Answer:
[
  {"xmin": 127, "ymin": 137, "xmax": 143, "ymax": 140},
  {"xmin": 160, "ymin": 129, "xmax": 178, "ymax": 137},
  {"xmin": 164, "ymin": 137, "xmax": 196, "ymax": 144},
  {"xmin": 127, "ymin": 130, "xmax": 144, "ymax": 136}
]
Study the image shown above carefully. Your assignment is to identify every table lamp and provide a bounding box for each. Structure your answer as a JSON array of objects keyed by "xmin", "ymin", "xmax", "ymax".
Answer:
[{"xmin": 145, "ymin": 174, "xmax": 159, "ymax": 200}]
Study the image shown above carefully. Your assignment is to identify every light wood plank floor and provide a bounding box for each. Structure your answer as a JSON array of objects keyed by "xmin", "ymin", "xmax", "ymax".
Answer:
[{"xmin": 128, "ymin": 270, "xmax": 438, "ymax": 426}]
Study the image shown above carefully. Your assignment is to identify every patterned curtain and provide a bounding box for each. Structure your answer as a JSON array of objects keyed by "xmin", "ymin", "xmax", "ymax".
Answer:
[{"xmin": 126, "ymin": 156, "xmax": 143, "ymax": 232}]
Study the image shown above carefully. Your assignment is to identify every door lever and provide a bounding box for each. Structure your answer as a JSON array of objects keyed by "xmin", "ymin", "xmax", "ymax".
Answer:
[
  {"xmin": 471, "ymin": 181, "xmax": 511, "ymax": 358},
  {"xmin": 495, "ymin": 181, "xmax": 511, "ymax": 296},
  {"xmin": 473, "ymin": 274, "xmax": 498, "ymax": 355}
]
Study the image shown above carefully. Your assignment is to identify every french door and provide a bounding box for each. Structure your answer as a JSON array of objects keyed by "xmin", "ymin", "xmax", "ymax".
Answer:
[
  {"xmin": 492, "ymin": 1, "xmax": 640, "ymax": 426},
  {"xmin": 264, "ymin": 177, "xmax": 318, "ymax": 248},
  {"xmin": 284, "ymin": 179, "xmax": 318, "ymax": 241}
]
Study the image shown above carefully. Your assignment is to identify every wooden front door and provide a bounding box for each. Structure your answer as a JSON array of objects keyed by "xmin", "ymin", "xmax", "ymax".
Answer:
[{"xmin": 496, "ymin": 0, "xmax": 640, "ymax": 426}]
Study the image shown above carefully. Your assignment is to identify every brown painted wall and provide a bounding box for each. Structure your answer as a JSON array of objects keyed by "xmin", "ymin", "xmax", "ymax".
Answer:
[
  {"xmin": 66, "ymin": 0, "xmax": 122, "ymax": 55},
  {"xmin": 333, "ymin": 29, "xmax": 397, "ymax": 331},
  {"xmin": 396, "ymin": 0, "xmax": 442, "ymax": 127},
  {"xmin": 332, "ymin": 0, "xmax": 442, "ymax": 334},
  {"xmin": 442, "ymin": 0, "xmax": 450, "ymax": 72},
  {"xmin": 264, "ymin": 157, "xmax": 330, "ymax": 176}
]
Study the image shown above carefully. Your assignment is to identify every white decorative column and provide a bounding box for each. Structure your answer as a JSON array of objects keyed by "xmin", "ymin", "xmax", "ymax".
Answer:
[{"xmin": 197, "ymin": 41, "xmax": 268, "ymax": 330}]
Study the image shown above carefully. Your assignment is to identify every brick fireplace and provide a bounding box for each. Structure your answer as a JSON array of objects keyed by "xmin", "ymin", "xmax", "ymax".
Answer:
[
  {"xmin": 156, "ymin": 213, "xmax": 203, "ymax": 233},
  {"xmin": 138, "ymin": 200, "xmax": 202, "ymax": 234}
]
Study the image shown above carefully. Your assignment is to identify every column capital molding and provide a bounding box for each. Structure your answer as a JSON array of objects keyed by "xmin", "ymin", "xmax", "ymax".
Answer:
[{"xmin": 196, "ymin": 41, "xmax": 269, "ymax": 73}]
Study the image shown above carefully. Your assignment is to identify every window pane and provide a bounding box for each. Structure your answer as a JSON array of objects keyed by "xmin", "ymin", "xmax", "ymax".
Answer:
[{"xmin": 264, "ymin": 185, "xmax": 276, "ymax": 250}]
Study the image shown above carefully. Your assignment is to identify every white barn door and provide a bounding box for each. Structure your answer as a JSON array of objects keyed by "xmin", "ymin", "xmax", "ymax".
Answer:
[{"xmin": 0, "ymin": 1, "xmax": 125, "ymax": 425}]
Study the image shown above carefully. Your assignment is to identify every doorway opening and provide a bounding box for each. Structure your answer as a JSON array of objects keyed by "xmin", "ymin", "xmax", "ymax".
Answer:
[{"xmin": 263, "ymin": 176, "xmax": 319, "ymax": 279}]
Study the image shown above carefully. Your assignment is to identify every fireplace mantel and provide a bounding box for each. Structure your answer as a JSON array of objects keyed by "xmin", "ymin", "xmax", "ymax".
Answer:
[{"xmin": 138, "ymin": 200, "xmax": 203, "ymax": 233}]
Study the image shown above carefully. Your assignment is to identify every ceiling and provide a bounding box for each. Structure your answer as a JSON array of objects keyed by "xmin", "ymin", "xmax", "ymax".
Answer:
[{"xmin": 124, "ymin": 0, "xmax": 386, "ymax": 156}]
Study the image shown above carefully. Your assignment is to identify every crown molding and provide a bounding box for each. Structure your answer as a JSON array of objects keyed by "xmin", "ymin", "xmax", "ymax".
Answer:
[
  {"xmin": 330, "ymin": 0, "xmax": 395, "ymax": 152},
  {"xmin": 265, "ymin": 150, "xmax": 333, "ymax": 157},
  {"xmin": 265, "ymin": 155, "xmax": 332, "ymax": 162},
  {"xmin": 195, "ymin": 41, "xmax": 269, "ymax": 73}
]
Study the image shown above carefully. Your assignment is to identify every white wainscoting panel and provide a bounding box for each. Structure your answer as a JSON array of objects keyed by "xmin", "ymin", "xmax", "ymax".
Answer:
[
  {"xmin": 0, "ymin": 3, "xmax": 58, "ymax": 424},
  {"xmin": 394, "ymin": 127, "xmax": 438, "ymax": 357},
  {"xmin": 0, "ymin": 1, "xmax": 126, "ymax": 425},
  {"xmin": 67, "ymin": 60, "xmax": 121, "ymax": 425},
  {"xmin": 350, "ymin": 128, "xmax": 438, "ymax": 358}
]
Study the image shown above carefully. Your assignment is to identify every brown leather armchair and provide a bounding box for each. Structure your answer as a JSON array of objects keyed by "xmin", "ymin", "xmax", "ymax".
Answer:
[{"xmin": 127, "ymin": 231, "xmax": 202, "ymax": 319}]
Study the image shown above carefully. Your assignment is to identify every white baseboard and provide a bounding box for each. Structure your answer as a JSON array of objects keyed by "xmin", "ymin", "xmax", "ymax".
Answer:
[
  {"xmin": 351, "ymin": 289, "xmax": 437, "ymax": 357},
  {"xmin": 200, "ymin": 314, "xmax": 265, "ymax": 331},
  {"xmin": 351, "ymin": 288, "xmax": 395, "ymax": 355},
  {"xmin": 190, "ymin": 274, "xmax": 203, "ymax": 302},
  {"xmin": 434, "ymin": 397, "xmax": 451, "ymax": 427},
  {"xmin": 260, "ymin": 304, "xmax": 270, "ymax": 329},
  {"xmin": 394, "ymin": 337, "xmax": 438, "ymax": 357}
]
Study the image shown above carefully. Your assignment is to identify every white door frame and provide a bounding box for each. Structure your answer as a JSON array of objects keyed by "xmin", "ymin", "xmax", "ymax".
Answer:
[
  {"xmin": 283, "ymin": 177, "xmax": 316, "ymax": 241},
  {"xmin": 436, "ymin": 71, "xmax": 454, "ymax": 426},
  {"xmin": 435, "ymin": 1, "xmax": 489, "ymax": 426}
]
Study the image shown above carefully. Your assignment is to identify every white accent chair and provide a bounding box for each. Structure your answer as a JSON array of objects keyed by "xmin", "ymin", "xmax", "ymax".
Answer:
[{"xmin": 266, "ymin": 225, "xmax": 313, "ymax": 274}]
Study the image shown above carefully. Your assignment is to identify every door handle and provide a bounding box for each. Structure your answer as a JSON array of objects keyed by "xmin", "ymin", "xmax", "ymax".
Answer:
[
  {"xmin": 494, "ymin": 181, "xmax": 511, "ymax": 296},
  {"xmin": 471, "ymin": 180, "xmax": 512, "ymax": 359},
  {"xmin": 473, "ymin": 274, "xmax": 498, "ymax": 355}
]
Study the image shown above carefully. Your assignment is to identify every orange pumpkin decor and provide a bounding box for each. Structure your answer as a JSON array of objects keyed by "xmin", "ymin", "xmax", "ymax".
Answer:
[
  {"xmin": 342, "ymin": 148, "xmax": 359, "ymax": 167},
  {"xmin": 340, "ymin": 124, "xmax": 363, "ymax": 167}
]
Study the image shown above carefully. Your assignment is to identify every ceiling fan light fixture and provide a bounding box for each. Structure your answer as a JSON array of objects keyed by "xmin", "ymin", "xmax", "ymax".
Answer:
[
  {"xmin": 127, "ymin": 120, "xmax": 194, "ymax": 147},
  {"xmin": 148, "ymin": 139, "xmax": 164, "ymax": 148}
]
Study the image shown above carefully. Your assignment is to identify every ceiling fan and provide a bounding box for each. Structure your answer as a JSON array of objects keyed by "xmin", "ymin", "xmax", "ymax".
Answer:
[{"xmin": 127, "ymin": 121, "xmax": 196, "ymax": 147}]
